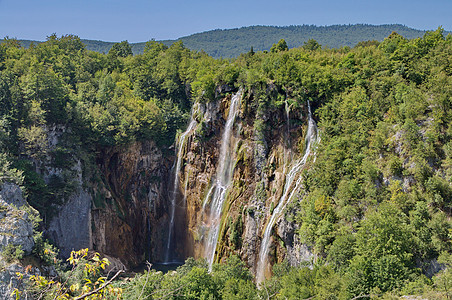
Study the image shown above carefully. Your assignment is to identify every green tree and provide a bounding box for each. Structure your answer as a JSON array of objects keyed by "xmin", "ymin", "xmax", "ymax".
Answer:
[
  {"xmin": 303, "ymin": 39, "xmax": 321, "ymax": 51},
  {"xmin": 270, "ymin": 39, "xmax": 288, "ymax": 53},
  {"xmin": 109, "ymin": 40, "xmax": 133, "ymax": 57},
  {"xmin": 346, "ymin": 202, "xmax": 415, "ymax": 295}
]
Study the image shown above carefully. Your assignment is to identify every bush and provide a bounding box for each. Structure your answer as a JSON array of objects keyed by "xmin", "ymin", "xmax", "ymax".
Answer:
[{"xmin": 1, "ymin": 243, "xmax": 24, "ymax": 263}]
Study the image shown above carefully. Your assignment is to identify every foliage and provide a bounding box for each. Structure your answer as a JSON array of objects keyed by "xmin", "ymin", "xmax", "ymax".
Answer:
[
  {"xmin": 0, "ymin": 153, "xmax": 23, "ymax": 185},
  {"xmin": 33, "ymin": 232, "xmax": 60, "ymax": 266},
  {"xmin": 1, "ymin": 243, "xmax": 24, "ymax": 263},
  {"xmin": 432, "ymin": 252, "xmax": 452, "ymax": 298},
  {"xmin": 108, "ymin": 41, "xmax": 133, "ymax": 58},
  {"xmin": 17, "ymin": 248, "xmax": 123, "ymax": 300},
  {"xmin": 270, "ymin": 39, "xmax": 289, "ymax": 53},
  {"xmin": 303, "ymin": 39, "xmax": 321, "ymax": 51},
  {"xmin": 124, "ymin": 256, "xmax": 256, "ymax": 300}
]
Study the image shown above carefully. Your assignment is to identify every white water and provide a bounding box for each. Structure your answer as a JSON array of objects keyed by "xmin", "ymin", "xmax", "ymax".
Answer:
[
  {"xmin": 164, "ymin": 118, "xmax": 197, "ymax": 263},
  {"xmin": 285, "ymin": 99, "xmax": 290, "ymax": 141},
  {"xmin": 256, "ymin": 101, "xmax": 318, "ymax": 284},
  {"xmin": 203, "ymin": 91, "xmax": 242, "ymax": 270}
]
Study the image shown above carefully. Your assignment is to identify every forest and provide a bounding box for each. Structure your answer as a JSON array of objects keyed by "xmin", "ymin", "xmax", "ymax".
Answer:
[
  {"xmin": 0, "ymin": 26, "xmax": 451, "ymax": 299},
  {"xmin": 13, "ymin": 24, "xmax": 435, "ymax": 58}
]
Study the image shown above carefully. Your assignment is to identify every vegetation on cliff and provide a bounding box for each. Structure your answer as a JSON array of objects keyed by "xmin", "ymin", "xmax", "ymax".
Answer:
[{"xmin": 0, "ymin": 26, "xmax": 451, "ymax": 298}]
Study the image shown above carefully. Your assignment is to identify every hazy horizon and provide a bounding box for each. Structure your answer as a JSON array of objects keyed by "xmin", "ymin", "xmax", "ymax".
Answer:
[
  {"xmin": 1, "ymin": 0, "xmax": 451, "ymax": 43},
  {"xmin": 1, "ymin": 24, "xmax": 445, "ymax": 44}
]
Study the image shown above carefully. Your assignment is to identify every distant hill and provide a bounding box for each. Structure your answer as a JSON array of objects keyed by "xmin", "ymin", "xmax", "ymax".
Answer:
[{"xmin": 14, "ymin": 24, "xmax": 448, "ymax": 58}]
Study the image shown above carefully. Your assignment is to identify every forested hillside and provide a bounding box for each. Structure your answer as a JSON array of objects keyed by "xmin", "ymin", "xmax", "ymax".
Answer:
[
  {"xmin": 0, "ymin": 27, "xmax": 451, "ymax": 299},
  {"xmin": 13, "ymin": 24, "xmax": 438, "ymax": 58},
  {"xmin": 161, "ymin": 24, "xmax": 430, "ymax": 57}
]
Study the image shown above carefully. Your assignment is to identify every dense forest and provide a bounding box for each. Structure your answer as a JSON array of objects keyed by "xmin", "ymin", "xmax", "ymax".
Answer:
[
  {"xmin": 0, "ymin": 26, "xmax": 451, "ymax": 299},
  {"xmin": 13, "ymin": 24, "xmax": 440, "ymax": 58}
]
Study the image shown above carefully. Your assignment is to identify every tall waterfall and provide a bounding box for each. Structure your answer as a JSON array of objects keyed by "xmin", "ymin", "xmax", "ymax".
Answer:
[
  {"xmin": 285, "ymin": 99, "xmax": 290, "ymax": 142},
  {"xmin": 203, "ymin": 91, "xmax": 242, "ymax": 270},
  {"xmin": 256, "ymin": 101, "xmax": 318, "ymax": 284},
  {"xmin": 164, "ymin": 117, "xmax": 197, "ymax": 263}
]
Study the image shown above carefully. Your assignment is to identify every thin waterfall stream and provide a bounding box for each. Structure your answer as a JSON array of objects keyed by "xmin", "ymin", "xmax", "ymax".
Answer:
[
  {"xmin": 256, "ymin": 101, "xmax": 318, "ymax": 284},
  {"xmin": 203, "ymin": 91, "xmax": 242, "ymax": 270},
  {"xmin": 164, "ymin": 117, "xmax": 197, "ymax": 263}
]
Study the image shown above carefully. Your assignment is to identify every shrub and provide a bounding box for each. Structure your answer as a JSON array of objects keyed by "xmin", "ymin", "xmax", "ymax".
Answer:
[{"xmin": 1, "ymin": 243, "xmax": 24, "ymax": 263}]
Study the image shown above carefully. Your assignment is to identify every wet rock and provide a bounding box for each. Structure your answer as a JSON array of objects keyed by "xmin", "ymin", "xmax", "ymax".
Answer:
[
  {"xmin": 242, "ymin": 213, "xmax": 259, "ymax": 269},
  {"xmin": 215, "ymin": 84, "xmax": 235, "ymax": 98}
]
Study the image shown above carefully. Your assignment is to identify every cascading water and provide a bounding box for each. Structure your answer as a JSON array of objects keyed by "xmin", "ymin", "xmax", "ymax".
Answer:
[
  {"xmin": 203, "ymin": 91, "xmax": 242, "ymax": 270},
  {"xmin": 164, "ymin": 117, "xmax": 197, "ymax": 263},
  {"xmin": 285, "ymin": 99, "xmax": 290, "ymax": 142},
  {"xmin": 256, "ymin": 101, "xmax": 318, "ymax": 284}
]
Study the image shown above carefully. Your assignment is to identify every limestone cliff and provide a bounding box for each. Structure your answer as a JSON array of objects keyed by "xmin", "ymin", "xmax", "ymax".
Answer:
[
  {"xmin": 169, "ymin": 88, "xmax": 317, "ymax": 277},
  {"xmin": 31, "ymin": 125, "xmax": 170, "ymax": 268},
  {"xmin": 19, "ymin": 87, "xmax": 317, "ymax": 275},
  {"xmin": 0, "ymin": 183, "xmax": 35, "ymax": 254},
  {"xmin": 91, "ymin": 140, "xmax": 169, "ymax": 266},
  {"xmin": 0, "ymin": 183, "xmax": 37, "ymax": 300}
]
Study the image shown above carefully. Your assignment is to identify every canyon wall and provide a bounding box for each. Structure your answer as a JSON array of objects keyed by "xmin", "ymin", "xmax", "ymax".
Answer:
[
  {"xmin": 40, "ymin": 127, "xmax": 172, "ymax": 268},
  {"xmin": 33, "ymin": 87, "xmax": 316, "ymax": 276},
  {"xmin": 169, "ymin": 88, "xmax": 317, "ymax": 278}
]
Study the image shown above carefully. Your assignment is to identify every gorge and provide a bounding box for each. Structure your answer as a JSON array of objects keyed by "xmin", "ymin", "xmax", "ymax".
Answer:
[{"xmin": 0, "ymin": 29, "xmax": 451, "ymax": 298}]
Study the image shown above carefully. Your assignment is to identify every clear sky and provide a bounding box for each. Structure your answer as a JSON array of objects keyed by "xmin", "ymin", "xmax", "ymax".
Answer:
[{"xmin": 0, "ymin": 0, "xmax": 451, "ymax": 42}]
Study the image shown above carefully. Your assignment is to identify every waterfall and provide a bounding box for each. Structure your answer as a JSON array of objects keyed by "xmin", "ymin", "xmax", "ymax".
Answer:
[
  {"xmin": 164, "ymin": 117, "xmax": 197, "ymax": 263},
  {"xmin": 285, "ymin": 99, "xmax": 290, "ymax": 141},
  {"xmin": 203, "ymin": 91, "xmax": 242, "ymax": 270},
  {"xmin": 256, "ymin": 101, "xmax": 318, "ymax": 284}
]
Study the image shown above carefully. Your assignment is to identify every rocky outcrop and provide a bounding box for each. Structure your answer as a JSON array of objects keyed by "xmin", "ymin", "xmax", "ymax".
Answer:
[
  {"xmin": 0, "ymin": 263, "xmax": 36, "ymax": 300},
  {"xmin": 0, "ymin": 183, "xmax": 37, "ymax": 300},
  {"xmin": 0, "ymin": 183, "xmax": 34, "ymax": 254}
]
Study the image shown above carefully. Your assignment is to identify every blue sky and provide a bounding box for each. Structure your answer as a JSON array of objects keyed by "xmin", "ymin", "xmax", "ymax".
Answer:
[{"xmin": 0, "ymin": 0, "xmax": 451, "ymax": 42}]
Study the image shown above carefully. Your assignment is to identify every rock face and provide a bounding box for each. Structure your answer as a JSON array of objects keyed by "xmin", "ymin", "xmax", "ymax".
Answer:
[
  {"xmin": 0, "ymin": 183, "xmax": 34, "ymax": 254},
  {"xmin": 35, "ymin": 125, "xmax": 168, "ymax": 268},
  {"xmin": 47, "ymin": 188, "xmax": 92, "ymax": 258},
  {"xmin": 277, "ymin": 212, "xmax": 315, "ymax": 267},
  {"xmin": 91, "ymin": 140, "xmax": 168, "ymax": 266},
  {"xmin": 47, "ymin": 158, "xmax": 92, "ymax": 258},
  {"xmin": 0, "ymin": 183, "xmax": 37, "ymax": 300},
  {"xmin": 0, "ymin": 263, "xmax": 35, "ymax": 300},
  {"xmin": 170, "ymin": 90, "xmax": 316, "ymax": 276}
]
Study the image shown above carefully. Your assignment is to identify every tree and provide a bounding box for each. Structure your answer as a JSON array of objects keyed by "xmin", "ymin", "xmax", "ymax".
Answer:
[
  {"xmin": 303, "ymin": 39, "xmax": 321, "ymax": 51},
  {"xmin": 270, "ymin": 39, "xmax": 288, "ymax": 53},
  {"xmin": 346, "ymin": 202, "xmax": 415, "ymax": 295},
  {"xmin": 109, "ymin": 40, "xmax": 133, "ymax": 57},
  {"xmin": 15, "ymin": 249, "xmax": 123, "ymax": 299},
  {"xmin": 143, "ymin": 40, "xmax": 168, "ymax": 58}
]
